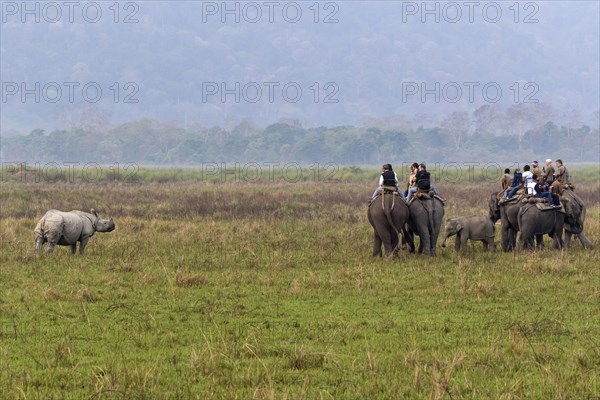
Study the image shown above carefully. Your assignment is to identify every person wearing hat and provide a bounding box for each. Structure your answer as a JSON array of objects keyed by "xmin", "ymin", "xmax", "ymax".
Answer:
[
  {"xmin": 542, "ymin": 159, "xmax": 555, "ymax": 184},
  {"xmin": 532, "ymin": 161, "xmax": 541, "ymax": 176}
]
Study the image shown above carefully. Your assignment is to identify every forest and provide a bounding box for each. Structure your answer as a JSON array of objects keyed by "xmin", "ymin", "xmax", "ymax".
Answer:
[{"xmin": 2, "ymin": 103, "xmax": 598, "ymax": 164}]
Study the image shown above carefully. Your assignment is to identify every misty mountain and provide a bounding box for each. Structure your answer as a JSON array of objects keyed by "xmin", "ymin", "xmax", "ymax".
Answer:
[{"xmin": 1, "ymin": 1, "xmax": 599, "ymax": 134}]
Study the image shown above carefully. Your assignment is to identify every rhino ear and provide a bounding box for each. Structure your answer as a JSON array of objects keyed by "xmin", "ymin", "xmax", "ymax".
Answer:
[{"xmin": 91, "ymin": 209, "xmax": 98, "ymax": 217}]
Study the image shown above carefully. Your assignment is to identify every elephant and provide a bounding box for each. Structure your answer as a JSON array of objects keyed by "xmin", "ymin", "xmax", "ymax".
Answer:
[
  {"xmin": 441, "ymin": 216, "xmax": 496, "ymax": 253},
  {"xmin": 517, "ymin": 203, "xmax": 569, "ymax": 250},
  {"xmin": 489, "ymin": 192, "xmax": 541, "ymax": 251},
  {"xmin": 560, "ymin": 189, "xmax": 593, "ymax": 249},
  {"xmin": 35, "ymin": 209, "xmax": 115, "ymax": 254},
  {"xmin": 368, "ymin": 190, "xmax": 414, "ymax": 257},
  {"xmin": 407, "ymin": 194, "xmax": 445, "ymax": 256}
]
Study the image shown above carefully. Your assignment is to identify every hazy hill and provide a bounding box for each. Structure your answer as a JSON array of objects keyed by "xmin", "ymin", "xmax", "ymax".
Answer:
[{"xmin": 1, "ymin": 1, "xmax": 598, "ymax": 134}]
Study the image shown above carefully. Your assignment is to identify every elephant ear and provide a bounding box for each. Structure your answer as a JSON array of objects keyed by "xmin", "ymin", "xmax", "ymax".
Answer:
[{"xmin": 456, "ymin": 221, "xmax": 464, "ymax": 232}]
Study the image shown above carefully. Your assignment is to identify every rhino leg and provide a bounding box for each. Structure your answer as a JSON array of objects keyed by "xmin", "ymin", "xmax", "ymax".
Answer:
[
  {"xmin": 45, "ymin": 228, "xmax": 62, "ymax": 254},
  {"xmin": 46, "ymin": 243, "xmax": 56, "ymax": 254},
  {"xmin": 70, "ymin": 244, "xmax": 77, "ymax": 255},
  {"xmin": 35, "ymin": 236, "xmax": 45, "ymax": 253},
  {"xmin": 79, "ymin": 236, "xmax": 90, "ymax": 255}
]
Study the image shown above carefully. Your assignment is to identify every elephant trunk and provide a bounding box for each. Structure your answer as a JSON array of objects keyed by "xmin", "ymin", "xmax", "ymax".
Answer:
[
  {"xmin": 489, "ymin": 194, "xmax": 500, "ymax": 222},
  {"xmin": 441, "ymin": 230, "xmax": 452, "ymax": 248}
]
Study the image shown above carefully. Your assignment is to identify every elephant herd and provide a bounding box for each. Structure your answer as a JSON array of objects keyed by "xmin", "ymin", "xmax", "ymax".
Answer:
[
  {"xmin": 368, "ymin": 190, "xmax": 444, "ymax": 257},
  {"xmin": 488, "ymin": 188, "xmax": 593, "ymax": 251},
  {"xmin": 368, "ymin": 187, "xmax": 593, "ymax": 257}
]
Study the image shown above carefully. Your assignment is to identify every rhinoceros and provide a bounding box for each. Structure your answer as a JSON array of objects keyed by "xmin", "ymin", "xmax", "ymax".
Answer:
[{"xmin": 34, "ymin": 209, "xmax": 115, "ymax": 254}]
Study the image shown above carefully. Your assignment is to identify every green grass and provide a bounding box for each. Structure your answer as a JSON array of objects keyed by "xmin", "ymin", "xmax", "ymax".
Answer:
[
  {"xmin": 4, "ymin": 163, "xmax": 598, "ymax": 185},
  {"xmin": 0, "ymin": 178, "xmax": 599, "ymax": 399}
]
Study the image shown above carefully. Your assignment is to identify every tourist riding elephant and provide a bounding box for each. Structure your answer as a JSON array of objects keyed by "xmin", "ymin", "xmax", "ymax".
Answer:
[
  {"xmin": 516, "ymin": 202, "xmax": 576, "ymax": 250},
  {"xmin": 488, "ymin": 192, "xmax": 541, "ymax": 251},
  {"xmin": 407, "ymin": 194, "xmax": 444, "ymax": 256},
  {"xmin": 441, "ymin": 215, "xmax": 496, "ymax": 253},
  {"xmin": 560, "ymin": 189, "xmax": 593, "ymax": 249},
  {"xmin": 368, "ymin": 190, "xmax": 414, "ymax": 257}
]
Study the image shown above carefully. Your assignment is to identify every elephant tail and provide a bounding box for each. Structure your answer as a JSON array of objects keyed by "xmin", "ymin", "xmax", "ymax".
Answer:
[
  {"xmin": 427, "ymin": 200, "xmax": 435, "ymax": 236},
  {"xmin": 401, "ymin": 225, "xmax": 415, "ymax": 252},
  {"xmin": 517, "ymin": 204, "xmax": 530, "ymax": 231},
  {"xmin": 383, "ymin": 195, "xmax": 401, "ymax": 253}
]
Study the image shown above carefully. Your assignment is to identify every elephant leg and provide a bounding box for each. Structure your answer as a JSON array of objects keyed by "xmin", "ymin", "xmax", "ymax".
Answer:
[
  {"xmin": 482, "ymin": 241, "xmax": 488, "ymax": 252},
  {"xmin": 554, "ymin": 229, "xmax": 564, "ymax": 250},
  {"xmin": 379, "ymin": 230, "xmax": 395, "ymax": 257},
  {"xmin": 390, "ymin": 231, "xmax": 400, "ymax": 256},
  {"xmin": 373, "ymin": 232, "xmax": 383, "ymax": 257},
  {"xmin": 552, "ymin": 236, "xmax": 560, "ymax": 250},
  {"xmin": 563, "ymin": 231, "xmax": 572, "ymax": 248},
  {"xmin": 454, "ymin": 235, "xmax": 461, "ymax": 252},
  {"xmin": 516, "ymin": 231, "xmax": 528, "ymax": 252},
  {"xmin": 552, "ymin": 236, "xmax": 562, "ymax": 250},
  {"xmin": 501, "ymin": 225, "xmax": 511, "ymax": 252},
  {"xmin": 509, "ymin": 229, "xmax": 517, "ymax": 250},
  {"xmin": 405, "ymin": 229, "xmax": 416, "ymax": 253},
  {"xmin": 431, "ymin": 223, "xmax": 443, "ymax": 256},
  {"xmin": 460, "ymin": 233, "xmax": 468, "ymax": 254},
  {"xmin": 420, "ymin": 231, "xmax": 432, "ymax": 256},
  {"xmin": 415, "ymin": 232, "xmax": 423, "ymax": 254},
  {"xmin": 535, "ymin": 235, "xmax": 544, "ymax": 250}
]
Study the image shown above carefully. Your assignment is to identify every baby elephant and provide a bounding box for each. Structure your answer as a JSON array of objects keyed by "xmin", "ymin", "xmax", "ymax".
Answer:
[
  {"xmin": 35, "ymin": 209, "xmax": 115, "ymax": 255},
  {"xmin": 441, "ymin": 216, "xmax": 496, "ymax": 253}
]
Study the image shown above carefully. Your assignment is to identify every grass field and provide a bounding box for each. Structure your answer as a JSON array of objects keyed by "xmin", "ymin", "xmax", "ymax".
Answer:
[{"xmin": 1, "ymin": 167, "xmax": 599, "ymax": 399}]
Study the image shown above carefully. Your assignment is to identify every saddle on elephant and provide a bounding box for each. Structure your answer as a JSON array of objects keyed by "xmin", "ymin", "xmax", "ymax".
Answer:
[
  {"xmin": 522, "ymin": 196, "xmax": 566, "ymax": 212},
  {"xmin": 381, "ymin": 185, "xmax": 400, "ymax": 195},
  {"xmin": 407, "ymin": 188, "xmax": 445, "ymax": 206},
  {"xmin": 368, "ymin": 185, "xmax": 402, "ymax": 206},
  {"xmin": 498, "ymin": 191, "xmax": 526, "ymax": 205},
  {"xmin": 495, "ymin": 188, "xmax": 525, "ymax": 202},
  {"xmin": 416, "ymin": 188, "xmax": 433, "ymax": 199}
]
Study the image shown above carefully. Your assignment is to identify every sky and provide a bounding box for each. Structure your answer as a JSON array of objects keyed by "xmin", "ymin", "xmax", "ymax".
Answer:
[{"xmin": 1, "ymin": 0, "xmax": 599, "ymax": 133}]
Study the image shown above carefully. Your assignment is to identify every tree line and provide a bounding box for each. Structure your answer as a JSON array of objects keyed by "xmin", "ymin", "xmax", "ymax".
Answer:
[{"xmin": 2, "ymin": 108, "xmax": 598, "ymax": 165}]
